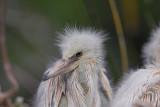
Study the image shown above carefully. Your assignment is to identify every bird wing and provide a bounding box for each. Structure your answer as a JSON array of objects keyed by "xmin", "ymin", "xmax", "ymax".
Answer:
[
  {"xmin": 136, "ymin": 81, "xmax": 160, "ymax": 106},
  {"xmin": 33, "ymin": 76, "xmax": 65, "ymax": 107},
  {"xmin": 99, "ymin": 68, "xmax": 112, "ymax": 100},
  {"xmin": 131, "ymin": 68, "xmax": 160, "ymax": 107},
  {"xmin": 51, "ymin": 76, "xmax": 65, "ymax": 107}
]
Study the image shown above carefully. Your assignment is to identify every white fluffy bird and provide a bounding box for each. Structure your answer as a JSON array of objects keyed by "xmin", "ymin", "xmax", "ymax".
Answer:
[
  {"xmin": 111, "ymin": 26, "xmax": 160, "ymax": 107},
  {"xmin": 33, "ymin": 28, "xmax": 112, "ymax": 107}
]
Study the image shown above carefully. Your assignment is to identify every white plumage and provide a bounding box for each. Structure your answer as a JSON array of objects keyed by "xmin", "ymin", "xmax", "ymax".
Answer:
[
  {"xmin": 111, "ymin": 64, "xmax": 160, "ymax": 107},
  {"xmin": 143, "ymin": 26, "xmax": 160, "ymax": 64},
  {"xmin": 33, "ymin": 27, "xmax": 112, "ymax": 107},
  {"xmin": 111, "ymin": 26, "xmax": 160, "ymax": 107}
]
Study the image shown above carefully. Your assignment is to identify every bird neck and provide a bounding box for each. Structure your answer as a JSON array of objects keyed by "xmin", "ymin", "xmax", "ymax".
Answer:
[
  {"xmin": 43, "ymin": 61, "xmax": 101, "ymax": 107},
  {"xmin": 65, "ymin": 61, "xmax": 100, "ymax": 107}
]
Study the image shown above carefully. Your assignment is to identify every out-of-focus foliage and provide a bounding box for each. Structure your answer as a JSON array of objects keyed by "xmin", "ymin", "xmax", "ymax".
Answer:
[{"xmin": 0, "ymin": 0, "xmax": 160, "ymax": 104}]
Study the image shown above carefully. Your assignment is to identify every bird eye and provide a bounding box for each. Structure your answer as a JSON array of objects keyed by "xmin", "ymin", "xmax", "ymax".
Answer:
[{"xmin": 76, "ymin": 52, "xmax": 82, "ymax": 57}]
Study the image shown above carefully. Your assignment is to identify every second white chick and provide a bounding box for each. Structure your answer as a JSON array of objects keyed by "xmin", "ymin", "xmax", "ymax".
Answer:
[{"xmin": 111, "ymin": 26, "xmax": 160, "ymax": 107}]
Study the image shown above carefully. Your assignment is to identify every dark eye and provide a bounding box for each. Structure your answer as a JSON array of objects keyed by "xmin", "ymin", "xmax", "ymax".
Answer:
[{"xmin": 76, "ymin": 52, "xmax": 82, "ymax": 57}]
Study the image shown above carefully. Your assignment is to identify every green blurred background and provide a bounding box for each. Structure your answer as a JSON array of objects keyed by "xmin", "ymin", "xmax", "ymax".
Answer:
[{"xmin": 0, "ymin": 0, "xmax": 160, "ymax": 105}]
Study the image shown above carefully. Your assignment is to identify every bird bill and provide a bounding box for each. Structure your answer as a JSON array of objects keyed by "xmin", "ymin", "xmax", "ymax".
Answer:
[{"xmin": 42, "ymin": 57, "xmax": 79, "ymax": 81}]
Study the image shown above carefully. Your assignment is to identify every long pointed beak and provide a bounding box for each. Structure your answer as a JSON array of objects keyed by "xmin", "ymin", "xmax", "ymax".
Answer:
[{"xmin": 42, "ymin": 56, "xmax": 79, "ymax": 81}]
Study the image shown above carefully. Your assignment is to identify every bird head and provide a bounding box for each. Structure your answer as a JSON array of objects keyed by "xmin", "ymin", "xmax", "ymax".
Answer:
[
  {"xmin": 42, "ymin": 27, "xmax": 106, "ymax": 81},
  {"xmin": 143, "ymin": 26, "xmax": 160, "ymax": 64}
]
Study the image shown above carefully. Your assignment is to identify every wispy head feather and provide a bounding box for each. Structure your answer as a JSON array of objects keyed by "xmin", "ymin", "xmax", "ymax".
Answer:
[
  {"xmin": 57, "ymin": 27, "xmax": 107, "ymax": 61},
  {"xmin": 142, "ymin": 25, "xmax": 160, "ymax": 64}
]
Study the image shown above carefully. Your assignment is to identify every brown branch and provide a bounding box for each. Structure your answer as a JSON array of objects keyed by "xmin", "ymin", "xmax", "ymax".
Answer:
[
  {"xmin": 108, "ymin": 0, "xmax": 128, "ymax": 72},
  {"xmin": 0, "ymin": 0, "xmax": 19, "ymax": 106}
]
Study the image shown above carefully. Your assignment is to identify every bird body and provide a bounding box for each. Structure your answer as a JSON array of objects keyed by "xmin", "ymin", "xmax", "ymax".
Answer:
[
  {"xmin": 111, "ymin": 64, "xmax": 160, "ymax": 107},
  {"xmin": 33, "ymin": 28, "xmax": 112, "ymax": 107},
  {"xmin": 111, "ymin": 26, "xmax": 160, "ymax": 107}
]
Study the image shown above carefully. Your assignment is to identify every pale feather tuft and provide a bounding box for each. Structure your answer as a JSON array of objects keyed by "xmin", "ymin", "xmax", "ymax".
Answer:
[
  {"xmin": 142, "ymin": 26, "xmax": 160, "ymax": 64},
  {"xmin": 57, "ymin": 27, "xmax": 107, "ymax": 61}
]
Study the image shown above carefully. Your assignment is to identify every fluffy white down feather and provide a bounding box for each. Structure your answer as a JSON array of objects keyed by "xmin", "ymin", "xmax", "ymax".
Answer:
[
  {"xmin": 111, "ymin": 64, "xmax": 160, "ymax": 107},
  {"xmin": 142, "ymin": 26, "xmax": 160, "ymax": 64}
]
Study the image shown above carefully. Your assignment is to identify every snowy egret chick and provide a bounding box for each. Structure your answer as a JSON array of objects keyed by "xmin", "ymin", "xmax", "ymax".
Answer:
[
  {"xmin": 111, "ymin": 26, "xmax": 160, "ymax": 107},
  {"xmin": 111, "ymin": 64, "xmax": 160, "ymax": 107},
  {"xmin": 33, "ymin": 27, "xmax": 112, "ymax": 107}
]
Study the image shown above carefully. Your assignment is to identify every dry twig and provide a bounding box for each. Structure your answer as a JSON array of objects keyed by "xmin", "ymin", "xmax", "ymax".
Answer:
[{"xmin": 0, "ymin": 0, "xmax": 19, "ymax": 106}]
